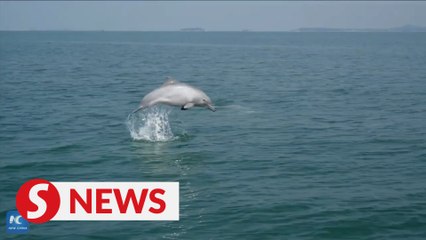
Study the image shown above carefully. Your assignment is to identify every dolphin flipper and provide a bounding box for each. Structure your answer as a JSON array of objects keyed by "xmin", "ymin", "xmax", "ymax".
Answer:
[{"xmin": 181, "ymin": 103, "xmax": 194, "ymax": 110}]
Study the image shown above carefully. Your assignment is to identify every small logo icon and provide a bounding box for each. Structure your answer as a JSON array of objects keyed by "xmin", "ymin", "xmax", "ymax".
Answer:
[{"xmin": 6, "ymin": 210, "xmax": 29, "ymax": 234}]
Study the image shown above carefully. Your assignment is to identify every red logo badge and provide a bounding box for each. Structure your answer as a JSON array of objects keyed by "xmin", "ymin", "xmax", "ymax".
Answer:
[{"xmin": 16, "ymin": 179, "xmax": 60, "ymax": 224}]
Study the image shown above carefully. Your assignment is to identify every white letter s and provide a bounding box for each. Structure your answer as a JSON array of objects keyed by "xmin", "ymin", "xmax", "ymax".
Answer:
[{"xmin": 27, "ymin": 183, "xmax": 49, "ymax": 219}]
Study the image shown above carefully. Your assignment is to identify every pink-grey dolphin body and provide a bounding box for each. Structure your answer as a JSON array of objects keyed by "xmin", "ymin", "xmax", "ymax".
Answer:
[{"xmin": 131, "ymin": 78, "xmax": 216, "ymax": 114}]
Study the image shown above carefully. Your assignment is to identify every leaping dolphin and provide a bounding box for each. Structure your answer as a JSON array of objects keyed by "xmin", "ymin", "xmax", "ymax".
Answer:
[{"xmin": 130, "ymin": 77, "xmax": 216, "ymax": 115}]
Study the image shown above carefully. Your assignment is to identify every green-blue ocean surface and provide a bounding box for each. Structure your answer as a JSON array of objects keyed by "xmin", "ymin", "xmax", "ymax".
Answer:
[{"xmin": 1, "ymin": 31, "xmax": 426, "ymax": 239}]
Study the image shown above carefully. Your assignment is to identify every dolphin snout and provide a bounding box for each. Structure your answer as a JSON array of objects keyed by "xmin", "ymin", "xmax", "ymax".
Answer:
[{"xmin": 207, "ymin": 104, "xmax": 216, "ymax": 112}]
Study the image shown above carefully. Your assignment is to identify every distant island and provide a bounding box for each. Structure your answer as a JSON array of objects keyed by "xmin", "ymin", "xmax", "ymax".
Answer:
[
  {"xmin": 295, "ymin": 25, "xmax": 426, "ymax": 32},
  {"xmin": 180, "ymin": 28, "xmax": 205, "ymax": 32}
]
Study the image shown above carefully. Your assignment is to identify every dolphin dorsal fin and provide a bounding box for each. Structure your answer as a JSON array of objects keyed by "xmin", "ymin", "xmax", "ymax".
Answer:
[{"xmin": 162, "ymin": 77, "xmax": 179, "ymax": 86}]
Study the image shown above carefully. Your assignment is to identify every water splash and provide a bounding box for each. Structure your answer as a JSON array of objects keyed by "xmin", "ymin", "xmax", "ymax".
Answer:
[{"xmin": 126, "ymin": 106, "xmax": 176, "ymax": 142}]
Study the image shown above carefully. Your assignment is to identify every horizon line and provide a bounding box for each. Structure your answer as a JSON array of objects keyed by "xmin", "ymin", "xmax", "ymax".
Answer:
[{"xmin": 1, "ymin": 24, "xmax": 425, "ymax": 32}]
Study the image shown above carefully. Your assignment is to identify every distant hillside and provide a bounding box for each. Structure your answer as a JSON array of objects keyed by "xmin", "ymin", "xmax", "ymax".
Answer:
[
  {"xmin": 388, "ymin": 24, "xmax": 426, "ymax": 32},
  {"xmin": 180, "ymin": 28, "xmax": 205, "ymax": 32},
  {"xmin": 296, "ymin": 25, "xmax": 426, "ymax": 32}
]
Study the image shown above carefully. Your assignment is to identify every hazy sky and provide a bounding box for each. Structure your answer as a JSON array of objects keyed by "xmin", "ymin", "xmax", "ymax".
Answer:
[{"xmin": 1, "ymin": 1, "xmax": 425, "ymax": 31}]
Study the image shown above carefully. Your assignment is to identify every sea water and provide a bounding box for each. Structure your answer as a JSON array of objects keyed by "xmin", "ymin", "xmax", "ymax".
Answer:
[{"xmin": 1, "ymin": 31, "xmax": 425, "ymax": 239}]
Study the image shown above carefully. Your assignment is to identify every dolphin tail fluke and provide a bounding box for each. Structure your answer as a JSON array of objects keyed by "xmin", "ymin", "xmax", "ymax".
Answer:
[
  {"xmin": 132, "ymin": 106, "xmax": 146, "ymax": 114},
  {"xmin": 127, "ymin": 106, "xmax": 146, "ymax": 120}
]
